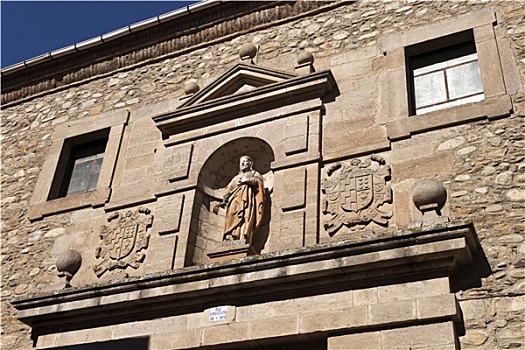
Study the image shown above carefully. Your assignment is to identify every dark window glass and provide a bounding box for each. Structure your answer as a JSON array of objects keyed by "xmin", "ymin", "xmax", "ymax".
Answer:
[
  {"xmin": 48, "ymin": 130, "xmax": 109, "ymax": 200},
  {"xmin": 65, "ymin": 144, "xmax": 105, "ymax": 195}
]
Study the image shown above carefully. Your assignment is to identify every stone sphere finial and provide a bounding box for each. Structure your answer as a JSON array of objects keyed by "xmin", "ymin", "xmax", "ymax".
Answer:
[
  {"xmin": 184, "ymin": 82, "xmax": 200, "ymax": 95},
  {"xmin": 412, "ymin": 179, "xmax": 447, "ymax": 214},
  {"xmin": 239, "ymin": 43, "xmax": 257, "ymax": 59},
  {"xmin": 56, "ymin": 250, "xmax": 82, "ymax": 288},
  {"xmin": 297, "ymin": 51, "xmax": 314, "ymax": 65}
]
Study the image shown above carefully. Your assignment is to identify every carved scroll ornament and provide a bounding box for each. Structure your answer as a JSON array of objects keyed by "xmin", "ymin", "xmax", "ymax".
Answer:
[
  {"xmin": 322, "ymin": 155, "xmax": 392, "ymax": 236},
  {"xmin": 94, "ymin": 207, "xmax": 153, "ymax": 277}
]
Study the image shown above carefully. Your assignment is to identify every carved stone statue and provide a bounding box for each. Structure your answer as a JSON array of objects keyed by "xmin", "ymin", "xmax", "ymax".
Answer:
[{"xmin": 218, "ymin": 156, "xmax": 265, "ymax": 242}]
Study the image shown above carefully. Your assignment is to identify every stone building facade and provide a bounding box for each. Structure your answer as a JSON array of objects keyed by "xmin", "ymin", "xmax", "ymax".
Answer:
[{"xmin": 1, "ymin": 1, "xmax": 524, "ymax": 349}]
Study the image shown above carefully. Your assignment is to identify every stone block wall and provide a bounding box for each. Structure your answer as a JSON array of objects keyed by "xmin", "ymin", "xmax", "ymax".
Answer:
[
  {"xmin": 32, "ymin": 276, "xmax": 456, "ymax": 349},
  {"xmin": 1, "ymin": 1, "xmax": 524, "ymax": 349}
]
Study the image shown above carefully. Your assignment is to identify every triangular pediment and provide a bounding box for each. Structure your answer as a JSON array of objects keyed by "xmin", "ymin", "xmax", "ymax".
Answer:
[
  {"xmin": 153, "ymin": 66, "xmax": 338, "ymax": 138},
  {"xmin": 180, "ymin": 63, "xmax": 298, "ymax": 107}
]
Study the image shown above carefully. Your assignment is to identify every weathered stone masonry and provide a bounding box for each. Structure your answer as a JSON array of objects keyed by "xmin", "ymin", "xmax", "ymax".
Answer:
[
  {"xmin": 1, "ymin": 1, "xmax": 524, "ymax": 349},
  {"xmin": 1, "ymin": 1, "xmax": 335, "ymax": 105}
]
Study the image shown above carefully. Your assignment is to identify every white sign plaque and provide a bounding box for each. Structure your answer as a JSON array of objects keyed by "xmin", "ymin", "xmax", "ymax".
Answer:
[{"xmin": 209, "ymin": 306, "xmax": 228, "ymax": 322}]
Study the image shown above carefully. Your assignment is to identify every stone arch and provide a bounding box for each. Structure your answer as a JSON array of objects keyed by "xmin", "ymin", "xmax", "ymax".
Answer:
[{"xmin": 186, "ymin": 137, "xmax": 274, "ymax": 266}]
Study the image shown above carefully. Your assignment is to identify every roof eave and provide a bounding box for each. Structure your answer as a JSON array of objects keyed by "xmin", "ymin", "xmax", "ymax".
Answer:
[{"xmin": 0, "ymin": 0, "xmax": 223, "ymax": 76}]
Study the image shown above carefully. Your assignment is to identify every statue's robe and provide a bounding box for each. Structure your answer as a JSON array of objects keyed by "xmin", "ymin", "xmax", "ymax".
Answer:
[{"xmin": 223, "ymin": 170, "xmax": 265, "ymax": 242}]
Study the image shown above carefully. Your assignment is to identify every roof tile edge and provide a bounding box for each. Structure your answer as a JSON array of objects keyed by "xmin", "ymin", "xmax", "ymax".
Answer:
[{"xmin": 0, "ymin": 0, "xmax": 221, "ymax": 76}]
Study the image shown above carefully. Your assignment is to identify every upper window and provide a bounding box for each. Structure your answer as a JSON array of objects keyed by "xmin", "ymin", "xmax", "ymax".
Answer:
[
  {"xmin": 48, "ymin": 130, "xmax": 109, "ymax": 200},
  {"xmin": 29, "ymin": 110, "xmax": 128, "ymax": 221},
  {"xmin": 380, "ymin": 9, "xmax": 516, "ymax": 141},
  {"xmin": 406, "ymin": 31, "xmax": 484, "ymax": 115}
]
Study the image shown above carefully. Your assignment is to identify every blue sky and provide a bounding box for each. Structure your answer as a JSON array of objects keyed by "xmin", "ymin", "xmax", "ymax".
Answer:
[{"xmin": 1, "ymin": 1, "xmax": 195, "ymax": 68}]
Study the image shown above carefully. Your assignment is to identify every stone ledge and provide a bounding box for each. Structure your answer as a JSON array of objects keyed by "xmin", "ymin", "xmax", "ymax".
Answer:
[
  {"xmin": 386, "ymin": 94, "xmax": 512, "ymax": 141},
  {"xmin": 12, "ymin": 220, "xmax": 486, "ymax": 335},
  {"xmin": 28, "ymin": 187, "xmax": 111, "ymax": 221}
]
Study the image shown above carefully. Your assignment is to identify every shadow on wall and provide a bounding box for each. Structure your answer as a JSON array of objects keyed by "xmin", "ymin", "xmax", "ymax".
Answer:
[{"xmin": 186, "ymin": 137, "xmax": 275, "ymax": 266}]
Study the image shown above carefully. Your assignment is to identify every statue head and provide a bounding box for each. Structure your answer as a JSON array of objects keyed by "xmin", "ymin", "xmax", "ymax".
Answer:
[{"xmin": 239, "ymin": 155, "xmax": 253, "ymax": 172}]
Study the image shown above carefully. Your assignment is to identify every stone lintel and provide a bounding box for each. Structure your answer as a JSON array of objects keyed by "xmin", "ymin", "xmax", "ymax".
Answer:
[
  {"xmin": 161, "ymin": 99, "xmax": 322, "ymax": 148},
  {"xmin": 12, "ymin": 220, "xmax": 484, "ymax": 335}
]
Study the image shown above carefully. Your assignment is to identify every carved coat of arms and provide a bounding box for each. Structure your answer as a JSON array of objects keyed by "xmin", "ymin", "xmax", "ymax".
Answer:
[
  {"xmin": 94, "ymin": 207, "xmax": 153, "ymax": 277},
  {"xmin": 322, "ymin": 155, "xmax": 392, "ymax": 236}
]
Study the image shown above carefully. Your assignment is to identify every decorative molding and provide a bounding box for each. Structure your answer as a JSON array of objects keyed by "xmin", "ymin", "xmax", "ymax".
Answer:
[
  {"xmin": 285, "ymin": 114, "xmax": 309, "ymax": 155},
  {"xmin": 154, "ymin": 194, "xmax": 185, "ymax": 236},
  {"xmin": 181, "ymin": 64, "xmax": 297, "ymax": 108},
  {"xmin": 152, "ymin": 66, "xmax": 338, "ymax": 138},
  {"xmin": 280, "ymin": 167, "xmax": 307, "ymax": 211}
]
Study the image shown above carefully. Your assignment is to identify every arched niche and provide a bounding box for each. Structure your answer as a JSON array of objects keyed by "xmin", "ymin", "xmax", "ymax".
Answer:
[{"xmin": 186, "ymin": 137, "xmax": 274, "ymax": 266}]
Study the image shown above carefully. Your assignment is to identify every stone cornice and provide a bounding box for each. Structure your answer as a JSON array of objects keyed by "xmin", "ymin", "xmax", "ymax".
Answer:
[
  {"xmin": 180, "ymin": 63, "xmax": 298, "ymax": 107},
  {"xmin": 12, "ymin": 220, "xmax": 488, "ymax": 335},
  {"xmin": 152, "ymin": 68, "xmax": 338, "ymax": 138}
]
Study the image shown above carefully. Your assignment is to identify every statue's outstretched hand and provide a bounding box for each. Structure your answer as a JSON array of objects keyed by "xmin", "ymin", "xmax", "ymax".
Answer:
[
  {"xmin": 213, "ymin": 197, "xmax": 228, "ymax": 215},
  {"xmin": 221, "ymin": 194, "xmax": 229, "ymax": 207}
]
